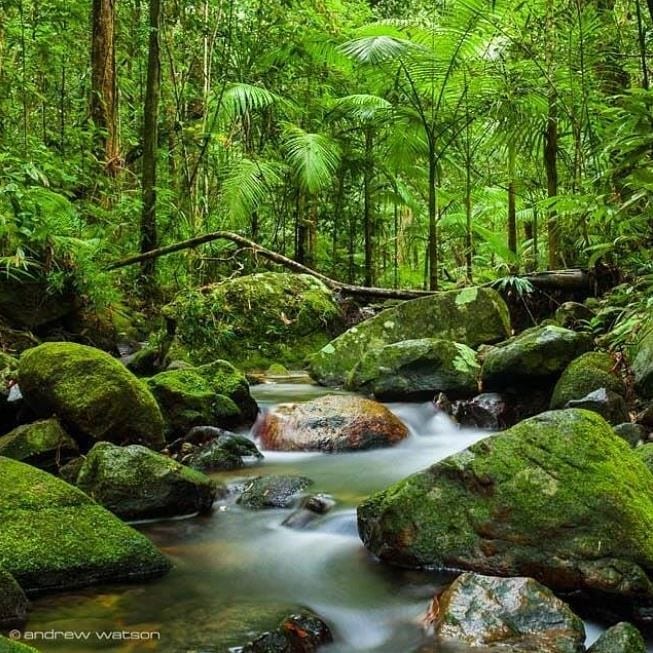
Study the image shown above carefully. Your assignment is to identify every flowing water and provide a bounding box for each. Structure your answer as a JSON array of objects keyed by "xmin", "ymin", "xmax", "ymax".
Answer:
[{"xmin": 22, "ymin": 383, "xmax": 618, "ymax": 652}]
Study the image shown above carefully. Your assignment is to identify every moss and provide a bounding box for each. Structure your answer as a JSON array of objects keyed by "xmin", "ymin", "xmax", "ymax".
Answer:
[
  {"xmin": 0, "ymin": 568, "xmax": 28, "ymax": 627},
  {"xmin": 0, "ymin": 636, "xmax": 39, "ymax": 652},
  {"xmin": 358, "ymin": 409, "xmax": 653, "ymax": 605},
  {"xmin": 551, "ymin": 352, "xmax": 625, "ymax": 409},
  {"xmin": 481, "ymin": 325, "xmax": 593, "ymax": 390},
  {"xmin": 163, "ymin": 273, "xmax": 341, "ymax": 369},
  {"xmin": 75, "ymin": 442, "xmax": 220, "ymax": 520},
  {"xmin": 18, "ymin": 343, "xmax": 164, "ymax": 448},
  {"xmin": 347, "ymin": 338, "xmax": 479, "ymax": 399},
  {"xmin": 0, "ymin": 457, "xmax": 171, "ymax": 593},
  {"xmin": 635, "ymin": 443, "xmax": 653, "ymax": 473},
  {"xmin": 0, "ymin": 419, "xmax": 78, "ymax": 471},
  {"xmin": 632, "ymin": 329, "xmax": 653, "ymax": 398},
  {"xmin": 309, "ymin": 287, "xmax": 510, "ymax": 386},
  {"xmin": 267, "ymin": 363, "xmax": 290, "ymax": 375},
  {"xmin": 588, "ymin": 623, "xmax": 646, "ymax": 653}
]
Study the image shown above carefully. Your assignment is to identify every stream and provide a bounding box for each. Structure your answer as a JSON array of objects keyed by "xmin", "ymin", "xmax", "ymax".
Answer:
[{"xmin": 24, "ymin": 383, "xmax": 618, "ymax": 652}]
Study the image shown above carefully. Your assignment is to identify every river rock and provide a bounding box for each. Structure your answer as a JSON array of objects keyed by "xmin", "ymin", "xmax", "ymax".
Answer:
[
  {"xmin": 0, "ymin": 569, "xmax": 28, "ymax": 627},
  {"xmin": 346, "ymin": 338, "xmax": 479, "ymax": 400},
  {"xmin": 555, "ymin": 301, "xmax": 596, "ymax": 330},
  {"xmin": 632, "ymin": 329, "xmax": 653, "ymax": 398},
  {"xmin": 164, "ymin": 272, "xmax": 341, "ymax": 369},
  {"xmin": 0, "ymin": 418, "xmax": 79, "ymax": 471},
  {"xmin": 0, "ymin": 457, "xmax": 170, "ymax": 592},
  {"xmin": 282, "ymin": 494, "xmax": 336, "ymax": 529},
  {"xmin": 237, "ymin": 475, "xmax": 313, "ymax": 509},
  {"xmin": 309, "ymin": 287, "xmax": 510, "ymax": 386},
  {"xmin": 565, "ymin": 388, "xmax": 629, "ymax": 425},
  {"xmin": 551, "ymin": 352, "xmax": 625, "ymax": 409},
  {"xmin": 255, "ymin": 395, "xmax": 409, "ymax": 452},
  {"xmin": 587, "ymin": 622, "xmax": 646, "ymax": 653},
  {"xmin": 357, "ymin": 409, "xmax": 653, "ymax": 620},
  {"xmin": 18, "ymin": 342, "xmax": 165, "ymax": 448},
  {"xmin": 481, "ymin": 326, "xmax": 593, "ymax": 391},
  {"xmin": 452, "ymin": 393, "xmax": 513, "ymax": 430},
  {"xmin": 614, "ymin": 423, "xmax": 646, "ymax": 447},
  {"xmin": 240, "ymin": 611, "xmax": 333, "ymax": 652},
  {"xmin": 182, "ymin": 436, "xmax": 263, "ymax": 472},
  {"xmin": 430, "ymin": 573, "xmax": 585, "ymax": 652},
  {"xmin": 74, "ymin": 442, "xmax": 220, "ymax": 520}
]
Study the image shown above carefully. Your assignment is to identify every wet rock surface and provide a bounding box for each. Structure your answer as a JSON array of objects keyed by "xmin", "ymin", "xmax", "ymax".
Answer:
[
  {"xmin": 587, "ymin": 622, "xmax": 646, "ymax": 653},
  {"xmin": 237, "ymin": 475, "xmax": 314, "ymax": 510}
]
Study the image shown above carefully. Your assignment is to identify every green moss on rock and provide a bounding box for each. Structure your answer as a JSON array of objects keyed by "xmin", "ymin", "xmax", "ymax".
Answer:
[
  {"xmin": 18, "ymin": 343, "xmax": 164, "ymax": 448},
  {"xmin": 75, "ymin": 442, "xmax": 221, "ymax": 520},
  {"xmin": 310, "ymin": 287, "xmax": 510, "ymax": 387},
  {"xmin": 481, "ymin": 325, "xmax": 593, "ymax": 390},
  {"xmin": 0, "ymin": 419, "xmax": 78, "ymax": 471},
  {"xmin": 163, "ymin": 272, "xmax": 340, "ymax": 369},
  {"xmin": 551, "ymin": 352, "xmax": 625, "ymax": 409},
  {"xmin": 347, "ymin": 338, "xmax": 479, "ymax": 399},
  {"xmin": 588, "ymin": 622, "xmax": 646, "ymax": 653},
  {"xmin": 357, "ymin": 409, "xmax": 653, "ymax": 614},
  {"xmin": 0, "ymin": 569, "xmax": 28, "ymax": 627},
  {"xmin": 0, "ymin": 457, "xmax": 171, "ymax": 593},
  {"xmin": 0, "ymin": 636, "xmax": 39, "ymax": 652}
]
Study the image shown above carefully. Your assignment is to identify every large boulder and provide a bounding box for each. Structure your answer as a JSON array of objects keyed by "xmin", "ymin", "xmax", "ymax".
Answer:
[
  {"xmin": 632, "ymin": 328, "xmax": 653, "ymax": 398},
  {"xmin": 0, "ymin": 418, "xmax": 78, "ymax": 471},
  {"xmin": 0, "ymin": 569, "xmax": 28, "ymax": 628},
  {"xmin": 481, "ymin": 326, "xmax": 593, "ymax": 391},
  {"xmin": 551, "ymin": 352, "xmax": 625, "ymax": 409},
  {"xmin": 347, "ymin": 338, "xmax": 479, "ymax": 400},
  {"xmin": 74, "ymin": 442, "xmax": 220, "ymax": 520},
  {"xmin": 430, "ymin": 573, "xmax": 585, "ymax": 652},
  {"xmin": 357, "ymin": 409, "xmax": 653, "ymax": 620},
  {"xmin": 254, "ymin": 395, "xmax": 409, "ymax": 452},
  {"xmin": 588, "ymin": 622, "xmax": 646, "ymax": 653},
  {"xmin": 18, "ymin": 343, "xmax": 165, "ymax": 448},
  {"xmin": 164, "ymin": 272, "xmax": 341, "ymax": 369},
  {"xmin": 0, "ymin": 457, "xmax": 170, "ymax": 593},
  {"xmin": 309, "ymin": 287, "xmax": 510, "ymax": 386}
]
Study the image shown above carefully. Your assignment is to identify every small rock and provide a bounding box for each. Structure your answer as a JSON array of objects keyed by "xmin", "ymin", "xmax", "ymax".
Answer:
[
  {"xmin": 0, "ymin": 569, "xmax": 28, "ymax": 628},
  {"xmin": 565, "ymin": 387, "xmax": 629, "ymax": 425},
  {"xmin": 588, "ymin": 622, "xmax": 646, "ymax": 653},
  {"xmin": 431, "ymin": 573, "xmax": 585, "ymax": 652},
  {"xmin": 452, "ymin": 393, "xmax": 512, "ymax": 430},
  {"xmin": 555, "ymin": 302, "xmax": 595, "ymax": 329},
  {"xmin": 614, "ymin": 423, "xmax": 646, "ymax": 448},
  {"xmin": 240, "ymin": 611, "xmax": 333, "ymax": 653},
  {"xmin": 282, "ymin": 494, "xmax": 336, "ymax": 529},
  {"xmin": 238, "ymin": 476, "xmax": 313, "ymax": 510},
  {"xmin": 255, "ymin": 395, "xmax": 408, "ymax": 452}
]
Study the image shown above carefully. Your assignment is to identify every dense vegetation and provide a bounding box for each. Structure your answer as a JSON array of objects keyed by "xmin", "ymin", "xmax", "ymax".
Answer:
[{"xmin": 1, "ymin": 0, "xmax": 652, "ymax": 313}]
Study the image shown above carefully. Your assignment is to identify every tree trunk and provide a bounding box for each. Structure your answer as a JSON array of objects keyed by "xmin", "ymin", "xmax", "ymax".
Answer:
[
  {"xmin": 545, "ymin": 90, "xmax": 560, "ymax": 269},
  {"xmin": 140, "ymin": 0, "xmax": 162, "ymax": 282},
  {"xmin": 427, "ymin": 142, "xmax": 439, "ymax": 291},
  {"xmin": 363, "ymin": 127, "xmax": 375, "ymax": 287},
  {"xmin": 90, "ymin": 0, "xmax": 119, "ymax": 174},
  {"xmin": 507, "ymin": 141, "xmax": 518, "ymax": 266}
]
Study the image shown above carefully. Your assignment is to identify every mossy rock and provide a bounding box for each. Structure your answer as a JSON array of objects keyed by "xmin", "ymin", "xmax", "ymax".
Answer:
[
  {"xmin": 551, "ymin": 352, "xmax": 625, "ymax": 409},
  {"xmin": 433, "ymin": 573, "xmax": 585, "ymax": 653},
  {"xmin": 358, "ymin": 409, "xmax": 653, "ymax": 618},
  {"xmin": 309, "ymin": 287, "xmax": 510, "ymax": 387},
  {"xmin": 163, "ymin": 272, "xmax": 341, "ymax": 369},
  {"xmin": 0, "ymin": 636, "xmax": 39, "ymax": 652},
  {"xmin": 75, "ymin": 442, "xmax": 221, "ymax": 520},
  {"xmin": 632, "ymin": 328, "xmax": 653, "ymax": 398},
  {"xmin": 18, "ymin": 343, "xmax": 165, "ymax": 448},
  {"xmin": 0, "ymin": 457, "xmax": 171, "ymax": 593},
  {"xmin": 481, "ymin": 325, "xmax": 593, "ymax": 391},
  {"xmin": 237, "ymin": 475, "xmax": 313, "ymax": 510},
  {"xmin": 588, "ymin": 622, "xmax": 646, "ymax": 653},
  {"xmin": 347, "ymin": 338, "xmax": 480, "ymax": 400},
  {"xmin": 0, "ymin": 569, "xmax": 28, "ymax": 628},
  {"xmin": 634, "ymin": 443, "xmax": 653, "ymax": 473},
  {"xmin": 0, "ymin": 418, "xmax": 78, "ymax": 472},
  {"xmin": 266, "ymin": 363, "xmax": 290, "ymax": 376},
  {"xmin": 148, "ymin": 361, "xmax": 257, "ymax": 437}
]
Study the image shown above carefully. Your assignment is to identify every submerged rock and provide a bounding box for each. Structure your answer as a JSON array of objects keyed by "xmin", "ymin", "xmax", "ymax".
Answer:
[
  {"xmin": 0, "ymin": 569, "xmax": 28, "ymax": 628},
  {"xmin": 430, "ymin": 573, "xmax": 585, "ymax": 652},
  {"xmin": 0, "ymin": 418, "xmax": 78, "ymax": 471},
  {"xmin": 587, "ymin": 622, "xmax": 646, "ymax": 653},
  {"xmin": 347, "ymin": 338, "xmax": 479, "ymax": 400},
  {"xmin": 0, "ymin": 457, "xmax": 170, "ymax": 593},
  {"xmin": 565, "ymin": 387, "xmax": 629, "ymax": 425},
  {"xmin": 18, "ymin": 342, "xmax": 165, "ymax": 448},
  {"xmin": 481, "ymin": 325, "xmax": 593, "ymax": 391},
  {"xmin": 75, "ymin": 442, "xmax": 220, "ymax": 520},
  {"xmin": 237, "ymin": 475, "xmax": 313, "ymax": 510},
  {"xmin": 164, "ymin": 272, "xmax": 341, "ymax": 369},
  {"xmin": 357, "ymin": 409, "xmax": 653, "ymax": 621},
  {"xmin": 282, "ymin": 494, "xmax": 336, "ymax": 529},
  {"xmin": 309, "ymin": 287, "xmax": 510, "ymax": 386},
  {"xmin": 255, "ymin": 395, "xmax": 409, "ymax": 452},
  {"xmin": 551, "ymin": 352, "xmax": 624, "ymax": 410},
  {"xmin": 240, "ymin": 611, "xmax": 333, "ymax": 653}
]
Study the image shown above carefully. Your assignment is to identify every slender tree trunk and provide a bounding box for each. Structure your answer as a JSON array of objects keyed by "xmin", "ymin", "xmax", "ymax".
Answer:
[
  {"xmin": 647, "ymin": 0, "xmax": 653, "ymax": 26},
  {"xmin": 427, "ymin": 140, "xmax": 439, "ymax": 291},
  {"xmin": 363, "ymin": 128, "xmax": 375, "ymax": 287},
  {"xmin": 507, "ymin": 141, "xmax": 518, "ymax": 266},
  {"xmin": 545, "ymin": 90, "xmax": 560, "ymax": 269},
  {"xmin": 91, "ymin": 0, "xmax": 119, "ymax": 174},
  {"xmin": 140, "ymin": 0, "xmax": 162, "ymax": 282}
]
